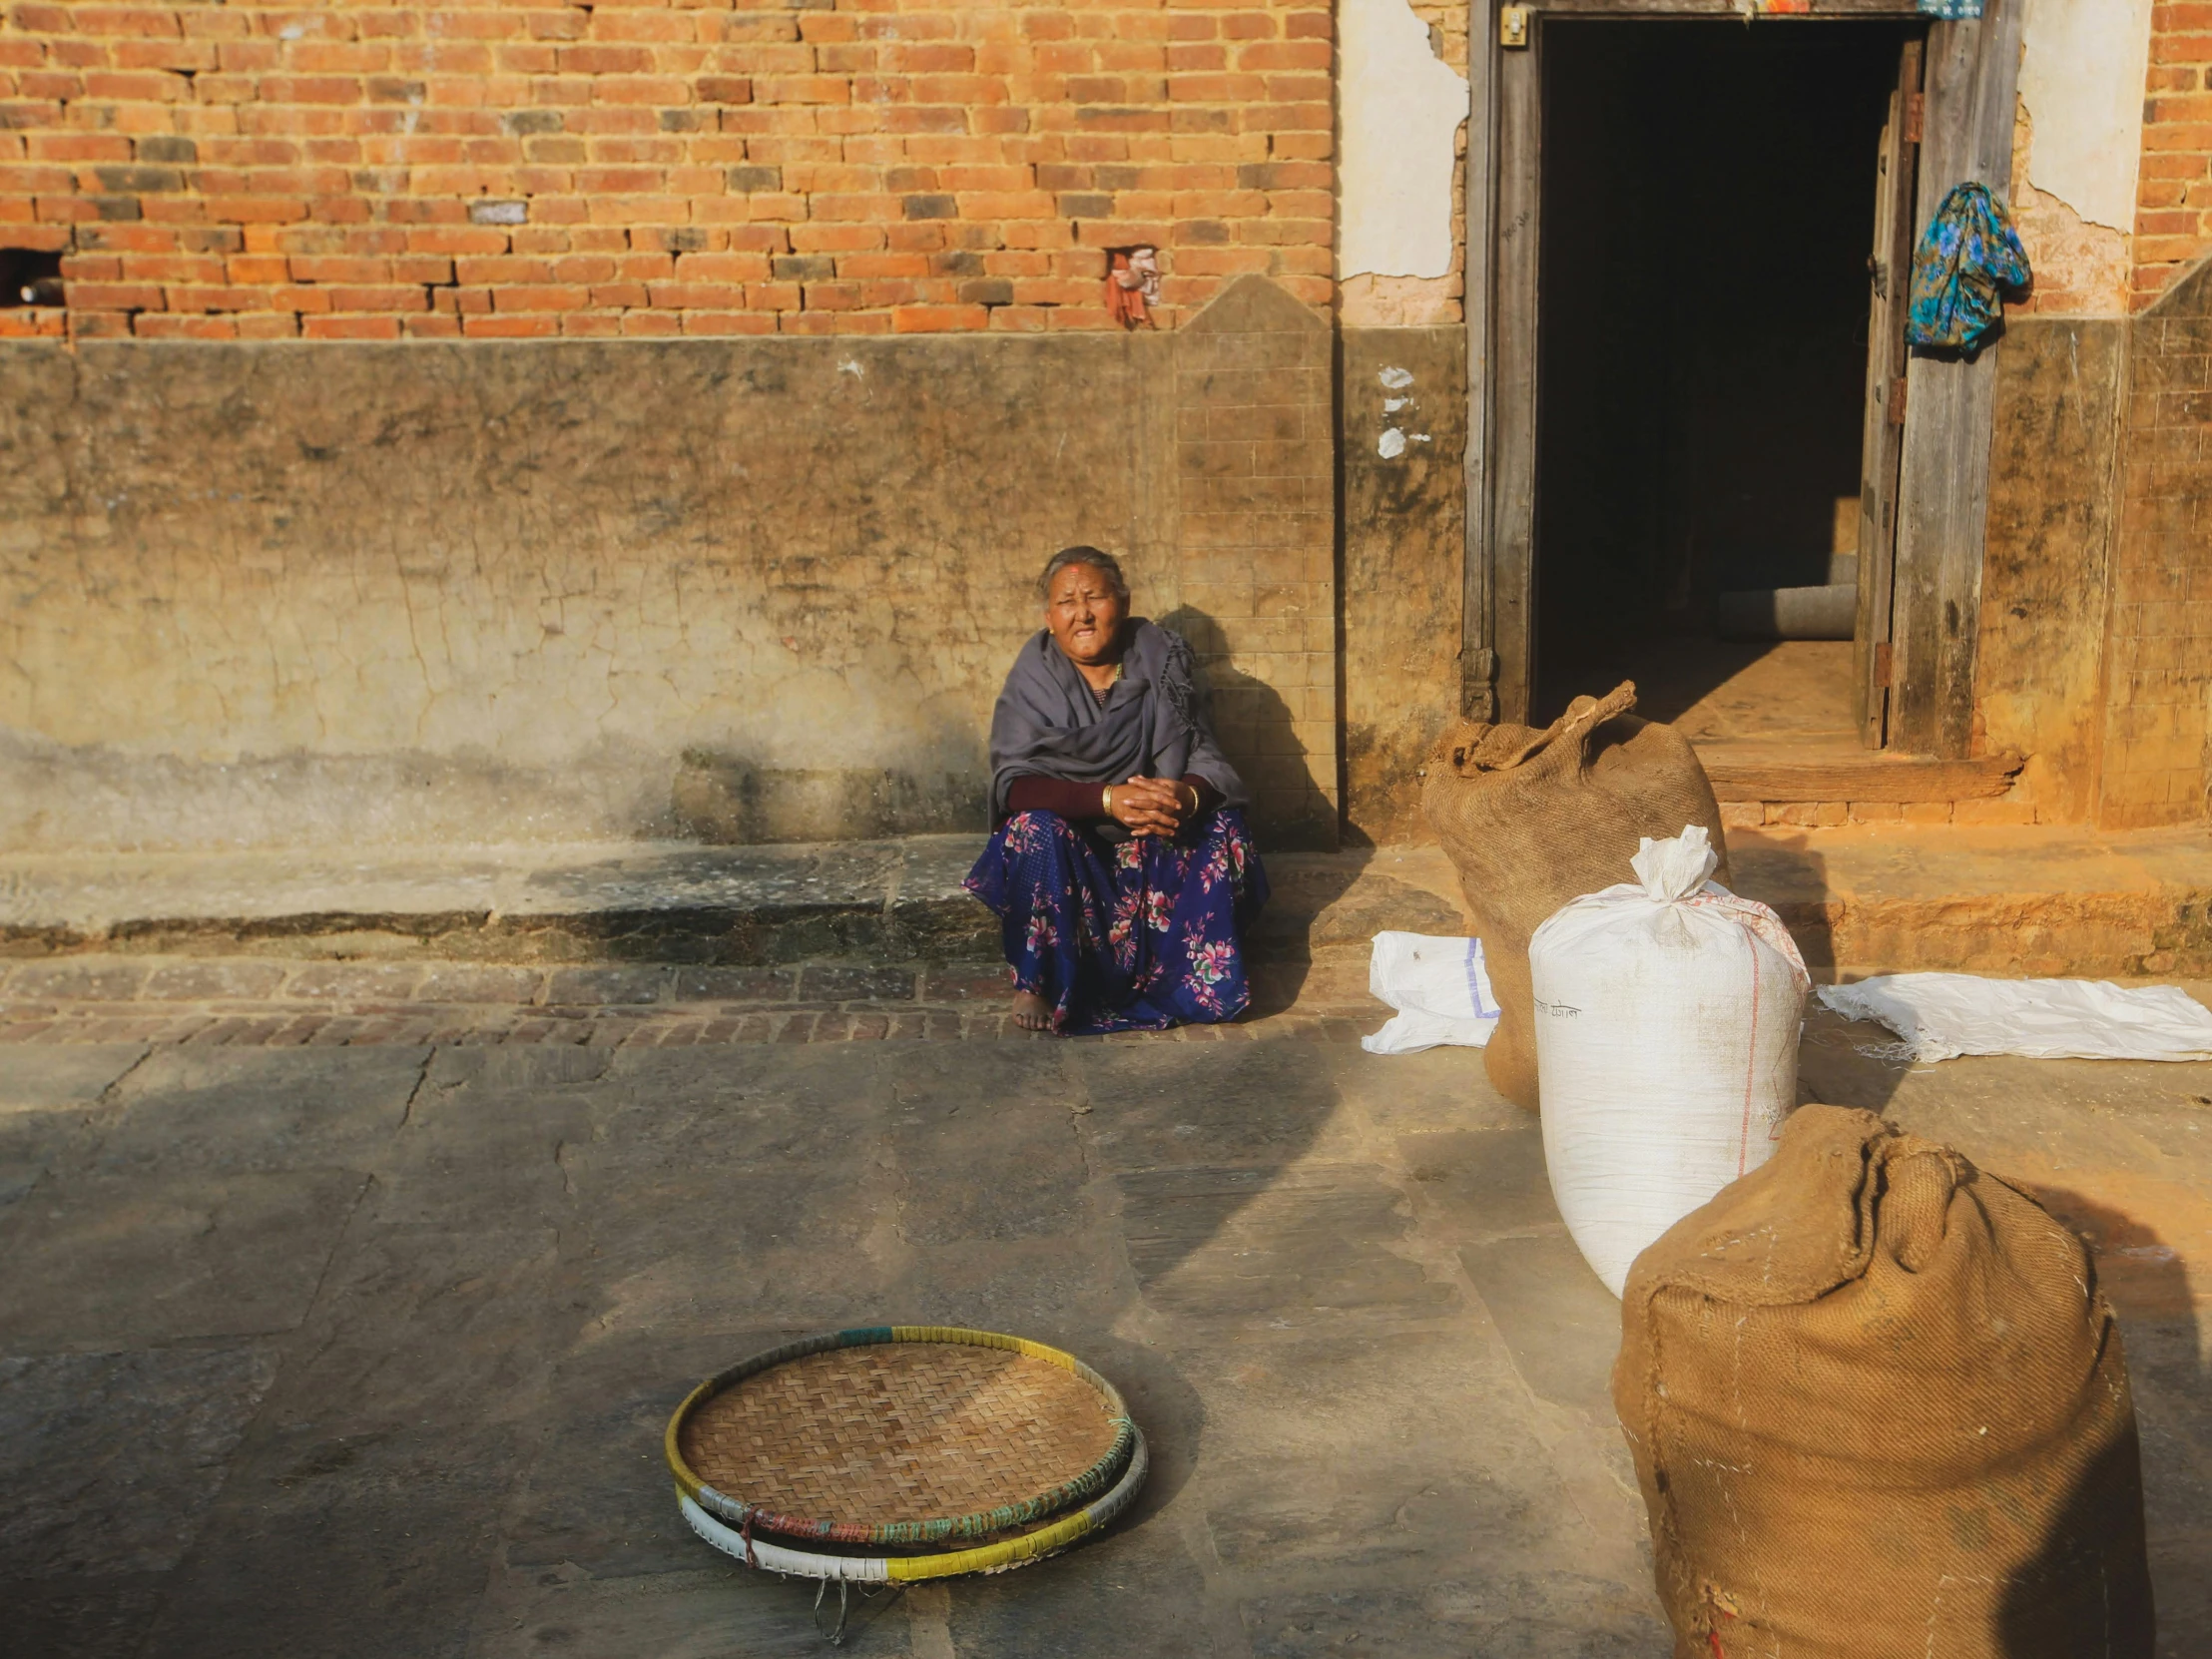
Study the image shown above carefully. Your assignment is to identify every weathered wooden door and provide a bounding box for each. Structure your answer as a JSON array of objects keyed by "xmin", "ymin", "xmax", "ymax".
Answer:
[
  {"xmin": 1460, "ymin": 9, "xmax": 1540, "ymax": 727},
  {"xmin": 1888, "ymin": 0, "xmax": 2027, "ymax": 758},
  {"xmin": 1463, "ymin": 0, "xmax": 2016, "ymax": 746},
  {"xmin": 1485, "ymin": 25, "xmax": 1542, "ymax": 726},
  {"xmin": 1853, "ymin": 37, "xmax": 1925, "ymax": 750}
]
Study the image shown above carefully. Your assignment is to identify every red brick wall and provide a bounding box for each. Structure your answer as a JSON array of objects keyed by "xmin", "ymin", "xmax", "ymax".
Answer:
[
  {"xmin": 2136, "ymin": 0, "xmax": 2212, "ymax": 309},
  {"xmin": 0, "ymin": 0, "xmax": 1333, "ymax": 339}
]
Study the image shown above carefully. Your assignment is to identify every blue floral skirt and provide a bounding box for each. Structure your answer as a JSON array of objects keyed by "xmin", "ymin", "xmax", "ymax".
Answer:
[{"xmin": 962, "ymin": 808, "xmax": 1271, "ymax": 1034}]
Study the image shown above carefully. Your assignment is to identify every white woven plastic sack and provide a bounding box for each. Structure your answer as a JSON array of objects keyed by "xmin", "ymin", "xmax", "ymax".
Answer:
[
  {"xmin": 1818, "ymin": 973, "xmax": 2212, "ymax": 1063},
  {"xmin": 1360, "ymin": 931, "xmax": 1499, "ymax": 1055},
  {"xmin": 1529, "ymin": 825, "xmax": 1811, "ymax": 1297}
]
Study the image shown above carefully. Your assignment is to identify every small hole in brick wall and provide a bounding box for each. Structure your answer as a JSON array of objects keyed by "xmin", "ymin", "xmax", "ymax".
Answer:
[
  {"xmin": 2, "ymin": 249, "xmax": 64, "ymax": 308},
  {"xmin": 1104, "ymin": 244, "xmax": 1160, "ymax": 328}
]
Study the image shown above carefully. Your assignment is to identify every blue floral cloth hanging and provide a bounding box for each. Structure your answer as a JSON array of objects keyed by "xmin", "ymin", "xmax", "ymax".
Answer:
[
  {"xmin": 1907, "ymin": 181, "xmax": 2029, "ymax": 355},
  {"xmin": 1917, "ymin": 0, "xmax": 1981, "ymax": 18}
]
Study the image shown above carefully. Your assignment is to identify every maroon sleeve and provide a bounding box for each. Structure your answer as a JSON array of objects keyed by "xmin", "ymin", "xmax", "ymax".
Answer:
[{"xmin": 1004, "ymin": 775, "xmax": 1109, "ymax": 821}]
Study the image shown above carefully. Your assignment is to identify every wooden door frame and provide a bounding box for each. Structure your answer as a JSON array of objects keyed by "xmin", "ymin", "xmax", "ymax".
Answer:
[
  {"xmin": 1460, "ymin": 0, "xmax": 2024, "ymax": 759},
  {"xmin": 1855, "ymin": 35, "xmax": 1925, "ymax": 751}
]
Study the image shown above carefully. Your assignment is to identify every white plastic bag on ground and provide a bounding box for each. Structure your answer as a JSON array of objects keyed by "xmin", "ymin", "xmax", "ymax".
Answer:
[
  {"xmin": 1529, "ymin": 825, "xmax": 1811, "ymax": 1297},
  {"xmin": 1360, "ymin": 931, "xmax": 1499, "ymax": 1055},
  {"xmin": 1817, "ymin": 973, "xmax": 2212, "ymax": 1063}
]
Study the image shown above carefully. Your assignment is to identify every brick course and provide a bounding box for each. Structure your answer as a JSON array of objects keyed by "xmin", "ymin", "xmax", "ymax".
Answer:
[
  {"xmin": 0, "ymin": 0, "xmax": 1334, "ymax": 338},
  {"xmin": 2136, "ymin": 0, "xmax": 2212, "ymax": 308}
]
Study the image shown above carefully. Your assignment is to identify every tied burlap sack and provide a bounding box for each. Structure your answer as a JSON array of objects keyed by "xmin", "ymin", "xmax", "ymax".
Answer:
[
  {"xmin": 1418, "ymin": 682, "xmax": 1727, "ymax": 1110},
  {"xmin": 1615, "ymin": 1104, "xmax": 2154, "ymax": 1659}
]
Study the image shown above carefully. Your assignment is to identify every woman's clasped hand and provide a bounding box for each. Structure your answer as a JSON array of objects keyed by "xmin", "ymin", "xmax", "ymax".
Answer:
[{"xmin": 1106, "ymin": 775, "xmax": 1199, "ymax": 836}]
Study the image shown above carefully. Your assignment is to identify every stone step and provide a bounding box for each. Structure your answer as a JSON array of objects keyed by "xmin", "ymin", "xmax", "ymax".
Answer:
[
  {"xmin": 3, "ymin": 825, "xmax": 2208, "ymax": 981},
  {"xmin": 0, "ymin": 837, "xmax": 1471, "ymax": 967},
  {"xmin": 1697, "ymin": 740, "xmax": 2024, "ymax": 807},
  {"xmin": 0, "ymin": 836, "xmax": 998, "ymax": 964},
  {"xmin": 0, "ymin": 948, "xmax": 1389, "ymax": 1047},
  {"xmin": 1730, "ymin": 823, "xmax": 2212, "ymax": 978}
]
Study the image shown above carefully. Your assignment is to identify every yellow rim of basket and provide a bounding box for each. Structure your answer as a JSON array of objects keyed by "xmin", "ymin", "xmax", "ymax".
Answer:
[{"xmin": 665, "ymin": 1326, "xmax": 1142, "ymax": 1569}]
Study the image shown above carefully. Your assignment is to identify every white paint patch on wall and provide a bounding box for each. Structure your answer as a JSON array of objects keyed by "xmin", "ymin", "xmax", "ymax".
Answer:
[
  {"xmin": 2018, "ymin": 0, "xmax": 2154, "ymax": 232},
  {"xmin": 1339, "ymin": 0, "xmax": 1468, "ymax": 279}
]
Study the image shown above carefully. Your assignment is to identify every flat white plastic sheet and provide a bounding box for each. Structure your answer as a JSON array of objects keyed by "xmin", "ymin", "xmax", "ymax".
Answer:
[
  {"xmin": 1361, "ymin": 931, "xmax": 1499, "ymax": 1054},
  {"xmin": 1818, "ymin": 973, "xmax": 2212, "ymax": 1064}
]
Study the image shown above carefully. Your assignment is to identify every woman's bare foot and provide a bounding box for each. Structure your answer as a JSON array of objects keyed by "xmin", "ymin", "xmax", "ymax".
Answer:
[{"xmin": 1012, "ymin": 988, "xmax": 1053, "ymax": 1031}]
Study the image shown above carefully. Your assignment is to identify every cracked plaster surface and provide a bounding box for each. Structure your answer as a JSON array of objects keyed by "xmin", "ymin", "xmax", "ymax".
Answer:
[
  {"xmin": 1338, "ymin": 0, "xmax": 1467, "ymax": 287},
  {"xmin": 2008, "ymin": 0, "xmax": 2155, "ymax": 317}
]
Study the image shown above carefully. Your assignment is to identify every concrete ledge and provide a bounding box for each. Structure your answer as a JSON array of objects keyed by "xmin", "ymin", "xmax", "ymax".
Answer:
[
  {"xmin": 0, "ymin": 837, "xmax": 1472, "ymax": 966},
  {"xmin": 0, "ymin": 836, "xmax": 996, "ymax": 964},
  {"xmin": 6, "ymin": 827, "xmax": 2209, "ymax": 981},
  {"xmin": 1700, "ymin": 744, "xmax": 2023, "ymax": 805},
  {"xmin": 1730, "ymin": 824, "xmax": 2212, "ymax": 978}
]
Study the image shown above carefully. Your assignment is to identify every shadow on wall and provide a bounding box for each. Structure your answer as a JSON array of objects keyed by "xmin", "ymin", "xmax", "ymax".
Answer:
[
  {"xmin": 1724, "ymin": 833, "xmax": 1841, "ymax": 988},
  {"xmin": 1159, "ymin": 605, "xmax": 1336, "ymax": 853},
  {"xmin": 0, "ymin": 705, "xmax": 998, "ymax": 854},
  {"xmin": 664, "ymin": 676, "xmax": 998, "ymax": 844},
  {"xmin": 672, "ymin": 756, "xmax": 989, "ymax": 844}
]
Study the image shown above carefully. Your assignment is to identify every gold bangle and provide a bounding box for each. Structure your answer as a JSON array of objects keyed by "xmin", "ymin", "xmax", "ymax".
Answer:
[{"xmin": 1102, "ymin": 785, "xmax": 1113, "ymax": 817}]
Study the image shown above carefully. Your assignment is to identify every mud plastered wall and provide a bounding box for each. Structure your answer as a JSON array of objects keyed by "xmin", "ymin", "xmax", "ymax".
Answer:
[
  {"xmin": 2101, "ymin": 260, "xmax": 2212, "ymax": 828},
  {"xmin": 1978, "ymin": 1, "xmax": 2212, "ymax": 826},
  {"xmin": 0, "ymin": 276, "xmax": 1339, "ymax": 852},
  {"xmin": 1341, "ymin": 325, "xmax": 1462, "ymax": 844},
  {"xmin": 1977, "ymin": 279, "xmax": 2212, "ymax": 830},
  {"xmin": 1974, "ymin": 315, "xmax": 2127, "ymax": 824},
  {"xmin": 0, "ymin": 331, "xmax": 1180, "ymax": 849}
]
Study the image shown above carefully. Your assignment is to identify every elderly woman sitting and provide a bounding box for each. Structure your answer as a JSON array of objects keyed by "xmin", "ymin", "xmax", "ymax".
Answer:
[{"xmin": 964, "ymin": 546, "xmax": 1271, "ymax": 1033}]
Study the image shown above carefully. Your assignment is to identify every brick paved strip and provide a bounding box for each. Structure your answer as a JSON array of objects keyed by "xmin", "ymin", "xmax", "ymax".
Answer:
[
  {"xmin": 5, "ymin": 961, "xmax": 150, "ymax": 1000},
  {"xmin": 671, "ymin": 966, "xmax": 799, "ymax": 1002},
  {"xmin": 0, "ymin": 952, "xmax": 1376, "ymax": 1045},
  {"xmin": 0, "ymin": 952, "xmax": 1375, "ymax": 1046},
  {"xmin": 0, "ymin": 997, "xmax": 1366, "ymax": 1048},
  {"xmin": 416, "ymin": 964, "xmax": 546, "ymax": 1003}
]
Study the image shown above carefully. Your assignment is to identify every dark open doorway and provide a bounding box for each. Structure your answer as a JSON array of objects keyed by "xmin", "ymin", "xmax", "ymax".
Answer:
[{"xmin": 1529, "ymin": 20, "xmax": 1916, "ymax": 742}]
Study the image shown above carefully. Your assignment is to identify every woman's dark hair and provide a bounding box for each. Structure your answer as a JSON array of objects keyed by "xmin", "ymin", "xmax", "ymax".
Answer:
[{"xmin": 1037, "ymin": 545, "xmax": 1130, "ymax": 603}]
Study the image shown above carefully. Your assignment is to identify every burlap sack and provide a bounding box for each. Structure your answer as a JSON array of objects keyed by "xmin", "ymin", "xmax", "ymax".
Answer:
[
  {"xmin": 1418, "ymin": 682, "xmax": 1728, "ymax": 1109},
  {"xmin": 1614, "ymin": 1104, "xmax": 2154, "ymax": 1659}
]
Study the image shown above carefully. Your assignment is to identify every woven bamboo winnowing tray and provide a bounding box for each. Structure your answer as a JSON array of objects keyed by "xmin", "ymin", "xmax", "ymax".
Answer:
[{"xmin": 667, "ymin": 1327, "xmax": 1136, "ymax": 1548}]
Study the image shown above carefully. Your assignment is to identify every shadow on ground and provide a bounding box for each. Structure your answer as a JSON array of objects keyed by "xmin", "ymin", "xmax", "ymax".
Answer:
[
  {"xmin": 4, "ymin": 994, "xmax": 2207, "ymax": 1657},
  {"xmin": 1803, "ymin": 1014, "xmax": 2212, "ymax": 1657},
  {"xmin": 0, "ymin": 1025, "xmax": 1655, "ymax": 1659}
]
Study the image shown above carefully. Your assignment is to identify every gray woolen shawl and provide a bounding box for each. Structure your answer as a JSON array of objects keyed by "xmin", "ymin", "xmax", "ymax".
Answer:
[{"xmin": 987, "ymin": 619, "xmax": 1248, "ymax": 824}]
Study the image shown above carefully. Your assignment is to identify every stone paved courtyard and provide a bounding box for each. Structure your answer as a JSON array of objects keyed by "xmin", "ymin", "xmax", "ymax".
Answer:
[{"xmin": 1, "ymin": 986, "xmax": 2207, "ymax": 1658}]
